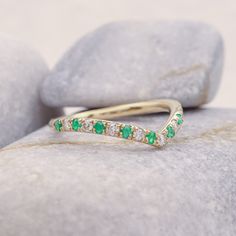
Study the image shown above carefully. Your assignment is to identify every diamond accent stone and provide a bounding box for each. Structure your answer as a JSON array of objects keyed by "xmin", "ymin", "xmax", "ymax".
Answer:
[
  {"xmin": 108, "ymin": 123, "xmax": 119, "ymax": 136},
  {"xmin": 134, "ymin": 128, "xmax": 145, "ymax": 141},
  {"xmin": 157, "ymin": 134, "xmax": 165, "ymax": 147},
  {"xmin": 63, "ymin": 119, "xmax": 71, "ymax": 131},
  {"xmin": 83, "ymin": 119, "xmax": 93, "ymax": 132},
  {"xmin": 171, "ymin": 120, "xmax": 178, "ymax": 130}
]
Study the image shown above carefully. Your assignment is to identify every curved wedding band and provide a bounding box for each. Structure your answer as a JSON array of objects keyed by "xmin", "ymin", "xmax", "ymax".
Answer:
[{"xmin": 49, "ymin": 99, "xmax": 184, "ymax": 147}]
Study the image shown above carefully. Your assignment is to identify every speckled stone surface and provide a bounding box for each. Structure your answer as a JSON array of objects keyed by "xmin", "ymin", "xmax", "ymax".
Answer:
[
  {"xmin": 0, "ymin": 108, "xmax": 235, "ymax": 236},
  {"xmin": 41, "ymin": 21, "xmax": 224, "ymax": 108},
  {"xmin": 0, "ymin": 34, "xmax": 61, "ymax": 148}
]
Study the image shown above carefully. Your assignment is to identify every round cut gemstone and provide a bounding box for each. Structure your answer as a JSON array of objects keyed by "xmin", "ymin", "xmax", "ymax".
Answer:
[
  {"xmin": 171, "ymin": 120, "xmax": 178, "ymax": 130},
  {"xmin": 54, "ymin": 119, "xmax": 62, "ymax": 132},
  {"xmin": 94, "ymin": 121, "xmax": 105, "ymax": 134},
  {"xmin": 166, "ymin": 125, "xmax": 175, "ymax": 138},
  {"xmin": 121, "ymin": 125, "xmax": 132, "ymax": 139},
  {"xmin": 176, "ymin": 113, "xmax": 183, "ymax": 125},
  {"xmin": 157, "ymin": 134, "xmax": 165, "ymax": 147},
  {"xmin": 72, "ymin": 118, "xmax": 82, "ymax": 131},
  {"xmin": 83, "ymin": 119, "xmax": 93, "ymax": 132},
  {"xmin": 108, "ymin": 123, "xmax": 119, "ymax": 136},
  {"xmin": 63, "ymin": 119, "xmax": 71, "ymax": 131},
  {"xmin": 134, "ymin": 128, "xmax": 145, "ymax": 141},
  {"xmin": 145, "ymin": 131, "xmax": 157, "ymax": 145}
]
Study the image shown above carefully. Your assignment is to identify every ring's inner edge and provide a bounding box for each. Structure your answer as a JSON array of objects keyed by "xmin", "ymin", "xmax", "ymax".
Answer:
[
  {"xmin": 65, "ymin": 99, "xmax": 182, "ymax": 132},
  {"xmin": 72, "ymin": 100, "xmax": 173, "ymax": 120}
]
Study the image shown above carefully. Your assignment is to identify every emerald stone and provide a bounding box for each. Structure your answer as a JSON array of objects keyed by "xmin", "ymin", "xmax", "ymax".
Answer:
[
  {"xmin": 54, "ymin": 119, "xmax": 62, "ymax": 132},
  {"xmin": 176, "ymin": 113, "xmax": 183, "ymax": 125},
  {"xmin": 166, "ymin": 125, "xmax": 175, "ymax": 138},
  {"xmin": 121, "ymin": 125, "xmax": 132, "ymax": 139},
  {"xmin": 146, "ymin": 131, "xmax": 157, "ymax": 145},
  {"xmin": 72, "ymin": 118, "xmax": 82, "ymax": 131},
  {"xmin": 94, "ymin": 121, "xmax": 105, "ymax": 134}
]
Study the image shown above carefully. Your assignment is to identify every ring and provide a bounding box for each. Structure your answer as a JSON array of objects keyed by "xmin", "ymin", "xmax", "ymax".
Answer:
[{"xmin": 49, "ymin": 99, "xmax": 183, "ymax": 148}]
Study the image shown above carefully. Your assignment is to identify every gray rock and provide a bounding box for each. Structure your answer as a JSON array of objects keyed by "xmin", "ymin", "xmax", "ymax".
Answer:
[
  {"xmin": 0, "ymin": 34, "xmax": 61, "ymax": 148},
  {"xmin": 41, "ymin": 21, "xmax": 224, "ymax": 108},
  {"xmin": 0, "ymin": 108, "xmax": 235, "ymax": 236}
]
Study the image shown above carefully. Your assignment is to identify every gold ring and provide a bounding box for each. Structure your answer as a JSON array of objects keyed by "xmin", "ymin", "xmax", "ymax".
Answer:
[{"xmin": 49, "ymin": 99, "xmax": 183, "ymax": 148}]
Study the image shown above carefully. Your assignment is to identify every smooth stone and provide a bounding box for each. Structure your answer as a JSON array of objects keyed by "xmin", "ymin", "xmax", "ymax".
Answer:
[
  {"xmin": 41, "ymin": 21, "xmax": 224, "ymax": 108},
  {"xmin": 0, "ymin": 34, "xmax": 61, "ymax": 148},
  {"xmin": 0, "ymin": 108, "xmax": 235, "ymax": 236}
]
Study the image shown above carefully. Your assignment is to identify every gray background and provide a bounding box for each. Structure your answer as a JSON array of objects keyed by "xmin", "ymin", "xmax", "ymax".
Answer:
[
  {"xmin": 0, "ymin": 0, "xmax": 235, "ymax": 108},
  {"xmin": 1, "ymin": 108, "xmax": 235, "ymax": 236}
]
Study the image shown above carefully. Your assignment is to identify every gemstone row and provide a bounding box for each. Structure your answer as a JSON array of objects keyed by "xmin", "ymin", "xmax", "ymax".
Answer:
[
  {"xmin": 53, "ymin": 112, "xmax": 183, "ymax": 147},
  {"xmin": 165, "ymin": 113, "xmax": 183, "ymax": 139},
  {"xmin": 54, "ymin": 118, "xmax": 165, "ymax": 147}
]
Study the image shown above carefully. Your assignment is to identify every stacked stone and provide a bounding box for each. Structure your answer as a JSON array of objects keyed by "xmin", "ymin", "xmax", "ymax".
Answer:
[{"xmin": 0, "ymin": 21, "xmax": 235, "ymax": 236}]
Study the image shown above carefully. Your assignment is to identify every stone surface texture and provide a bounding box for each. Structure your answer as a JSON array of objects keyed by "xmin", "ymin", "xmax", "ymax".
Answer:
[
  {"xmin": 0, "ymin": 108, "xmax": 235, "ymax": 236},
  {"xmin": 0, "ymin": 34, "xmax": 61, "ymax": 148},
  {"xmin": 41, "ymin": 21, "xmax": 224, "ymax": 108}
]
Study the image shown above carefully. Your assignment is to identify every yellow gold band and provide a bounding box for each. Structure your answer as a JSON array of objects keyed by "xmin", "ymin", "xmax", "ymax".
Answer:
[{"xmin": 49, "ymin": 99, "xmax": 183, "ymax": 147}]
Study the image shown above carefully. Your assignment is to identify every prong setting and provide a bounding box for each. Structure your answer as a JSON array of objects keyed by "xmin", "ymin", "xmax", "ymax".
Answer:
[{"xmin": 50, "ymin": 100, "xmax": 184, "ymax": 148}]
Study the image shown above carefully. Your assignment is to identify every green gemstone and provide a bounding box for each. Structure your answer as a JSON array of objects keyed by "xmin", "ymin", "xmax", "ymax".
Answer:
[
  {"xmin": 121, "ymin": 125, "xmax": 132, "ymax": 139},
  {"xmin": 166, "ymin": 125, "xmax": 175, "ymax": 138},
  {"xmin": 94, "ymin": 121, "xmax": 105, "ymax": 134},
  {"xmin": 54, "ymin": 119, "xmax": 62, "ymax": 132},
  {"xmin": 176, "ymin": 113, "xmax": 183, "ymax": 125},
  {"xmin": 146, "ymin": 131, "xmax": 157, "ymax": 145},
  {"xmin": 72, "ymin": 118, "xmax": 82, "ymax": 131}
]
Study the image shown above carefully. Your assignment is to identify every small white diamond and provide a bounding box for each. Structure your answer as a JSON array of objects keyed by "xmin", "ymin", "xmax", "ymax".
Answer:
[
  {"xmin": 171, "ymin": 120, "xmax": 178, "ymax": 130},
  {"xmin": 83, "ymin": 119, "xmax": 93, "ymax": 132},
  {"xmin": 63, "ymin": 119, "xmax": 71, "ymax": 131},
  {"xmin": 108, "ymin": 123, "xmax": 119, "ymax": 136},
  {"xmin": 157, "ymin": 134, "xmax": 166, "ymax": 147},
  {"xmin": 134, "ymin": 128, "xmax": 145, "ymax": 141}
]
